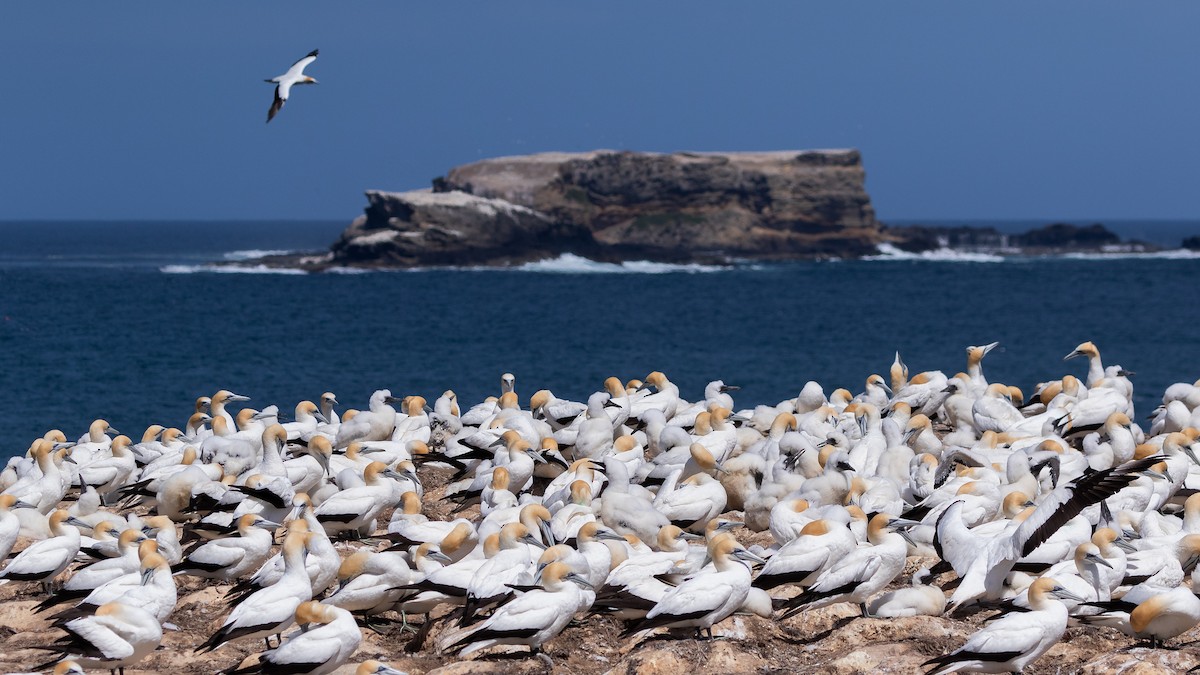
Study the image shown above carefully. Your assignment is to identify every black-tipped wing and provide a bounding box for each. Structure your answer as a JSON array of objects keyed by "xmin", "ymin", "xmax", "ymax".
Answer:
[
  {"xmin": 291, "ymin": 49, "xmax": 318, "ymax": 69},
  {"xmin": 1013, "ymin": 455, "xmax": 1166, "ymax": 558},
  {"xmin": 267, "ymin": 87, "xmax": 285, "ymax": 123},
  {"xmin": 622, "ymin": 609, "xmax": 709, "ymax": 636},
  {"xmin": 924, "ymin": 649, "xmax": 1024, "ymax": 671},
  {"xmin": 282, "ymin": 50, "xmax": 319, "ymax": 80}
]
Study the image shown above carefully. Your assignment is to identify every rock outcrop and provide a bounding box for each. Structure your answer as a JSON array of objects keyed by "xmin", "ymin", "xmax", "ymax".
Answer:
[
  {"xmin": 329, "ymin": 189, "xmax": 595, "ymax": 267},
  {"xmin": 318, "ymin": 149, "xmax": 883, "ymax": 268},
  {"xmin": 887, "ymin": 221, "xmax": 1156, "ymax": 255},
  {"xmin": 247, "ymin": 150, "xmax": 1167, "ymax": 271}
]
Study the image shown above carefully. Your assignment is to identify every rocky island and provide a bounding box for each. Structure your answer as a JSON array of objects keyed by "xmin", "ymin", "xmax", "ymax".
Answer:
[
  {"xmin": 247, "ymin": 150, "xmax": 1165, "ymax": 271},
  {"xmin": 270, "ymin": 149, "xmax": 884, "ymax": 270}
]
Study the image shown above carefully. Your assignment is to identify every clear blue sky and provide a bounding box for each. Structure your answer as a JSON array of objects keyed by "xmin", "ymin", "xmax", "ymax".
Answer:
[{"xmin": 2, "ymin": 3, "xmax": 1197, "ymax": 222}]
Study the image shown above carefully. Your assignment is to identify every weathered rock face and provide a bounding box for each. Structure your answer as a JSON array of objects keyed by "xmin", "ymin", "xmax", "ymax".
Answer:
[
  {"xmin": 329, "ymin": 189, "xmax": 594, "ymax": 267},
  {"xmin": 440, "ymin": 149, "xmax": 881, "ymax": 259},
  {"xmin": 325, "ymin": 149, "xmax": 882, "ymax": 267}
]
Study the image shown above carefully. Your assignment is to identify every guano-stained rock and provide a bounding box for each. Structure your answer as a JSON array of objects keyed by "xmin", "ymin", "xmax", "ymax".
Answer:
[{"xmin": 322, "ymin": 149, "xmax": 883, "ymax": 268}]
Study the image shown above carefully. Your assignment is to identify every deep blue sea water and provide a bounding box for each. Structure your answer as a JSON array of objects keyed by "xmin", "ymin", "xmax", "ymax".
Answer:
[{"xmin": 1, "ymin": 219, "xmax": 1198, "ymax": 459}]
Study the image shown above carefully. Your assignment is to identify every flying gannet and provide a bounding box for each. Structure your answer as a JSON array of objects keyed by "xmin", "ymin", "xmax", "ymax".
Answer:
[{"xmin": 265, "ymin": 50, "xmax": 318, "ymax": 123}]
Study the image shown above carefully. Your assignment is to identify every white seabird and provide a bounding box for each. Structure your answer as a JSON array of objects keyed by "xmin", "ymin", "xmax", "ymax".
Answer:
[
  {"xmin": 624, "ymin": 535, "xmax": 763, "ymax": 640},
  {"xmin": 227, "ymin": 600, "xmax": 363, "ymax": 675},
  {"xmin": 439, "ymin": 561, "xmax": 591, "ymax": 656},
  {"xmin": 36, "ymin": 601, "xmax": 163, "ymax": 674},
  {"xmin": 923, "ymin": 576, "xmax": 1082, "ymax": 675},
  {"xmin": 265, "ymin": 49, "xmax": 318, "ymax": 123}
]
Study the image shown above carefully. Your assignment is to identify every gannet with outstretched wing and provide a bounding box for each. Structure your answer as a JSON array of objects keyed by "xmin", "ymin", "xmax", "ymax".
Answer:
[{"xmin": 265, "ymin": 50, "xmax": 318, "ymax": 123}]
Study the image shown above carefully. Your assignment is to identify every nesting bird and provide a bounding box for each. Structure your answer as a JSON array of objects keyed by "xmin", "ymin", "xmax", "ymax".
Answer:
[{"xmin": 2, "ymin": 341, "xmax": 1197, "ymax": 672}]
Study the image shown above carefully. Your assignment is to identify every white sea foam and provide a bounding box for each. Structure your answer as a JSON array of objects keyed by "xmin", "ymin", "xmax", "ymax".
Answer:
[
  {"xmin": 865, "ymin": 243, "xmax": 1006, "ymax": 263},
  {"xmin": 221, "ymin": 249, "xmax": 296, "ymax": 261},
  {"xmin": 160, "ymin": 264, "xmax": 307, "ymax": 275},
  {"xmin": 1059, "ymin": 249, "xmax": 1200, "ymax": 260},
  {"xmin": 513, "ymin": 253, "xmax": 725, "ymax": 274}
]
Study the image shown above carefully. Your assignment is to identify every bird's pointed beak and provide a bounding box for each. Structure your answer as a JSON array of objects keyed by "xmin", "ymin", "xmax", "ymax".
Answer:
[
  {"xmin": 428, "ymin": 550, "xmax": 452, "ymax": 564},
  {"xmin": 313, "ymin": 451, "xmax": 330, "ymax": 476},
  {"xmin": 733, "ymin": 548, "xmax": 767, "ymax": 565},
  {"xmin": 567, "ymin": 572, "xmax": 594, "ymax": 589},
  {"xmin": 1064, "ymin": 349, "xmax": 1083, "ymax": 361},
  {"xmin": 1183, "ymin": 444, "xmax": 1200, "ymax": 467},
  {"xmin": 521, "ymin": 533, "xmax": 547, "ymax": 550},
  {"xmin": 1114, "ymin": 536, "xmax": 1138, "ymax": 553},
  {"xmin": 1054, "ymin": 587, "xmax": 1087, "ymax": 603}
]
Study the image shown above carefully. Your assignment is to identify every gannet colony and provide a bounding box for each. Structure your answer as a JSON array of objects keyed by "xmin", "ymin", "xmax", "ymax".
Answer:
[{"xmin": 2, "ymin": 342, "xmax": 1200, "ymax": 674}]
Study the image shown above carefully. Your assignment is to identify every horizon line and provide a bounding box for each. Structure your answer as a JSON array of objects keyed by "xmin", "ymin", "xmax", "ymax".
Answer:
[{"xmin": 1, "ymin": 216, "xmax": 1200, "ymax": 225}]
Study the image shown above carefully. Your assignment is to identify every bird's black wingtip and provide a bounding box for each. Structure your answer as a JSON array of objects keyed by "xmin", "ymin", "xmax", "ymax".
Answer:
[{"xmin": 308, "ymin": 49, "xmax": 319, "ymax": 57}]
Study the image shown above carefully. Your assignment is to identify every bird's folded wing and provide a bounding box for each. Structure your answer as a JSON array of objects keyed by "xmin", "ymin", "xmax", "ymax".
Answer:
[
  {"xmin": 188, "ymin": 540, "xmax": 246, "ymax": 568},
  {"xmin": 650, "ymin": 580, "xmax": 733, "ymax": 618},
  {"xmin": 811, "ymin": 553, "xmax": 881, "ymax": 593},
  {"xmin": 958, "ymin": 616, "xmax": 1041, "ymax": 655},
  {"xmin": 67, "ymin": 619, "xmax": 136, "ymax": 659}
]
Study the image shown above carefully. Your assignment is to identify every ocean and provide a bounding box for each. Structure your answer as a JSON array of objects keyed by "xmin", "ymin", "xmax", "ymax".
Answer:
[{"xmin": 1, "ymin": 219, "xmax": 1198, "ymax": 459}]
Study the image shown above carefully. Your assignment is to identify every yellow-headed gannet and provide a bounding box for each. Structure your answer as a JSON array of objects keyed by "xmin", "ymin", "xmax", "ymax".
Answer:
[
  {"xmin": 924, "ymin": 576, "xmax": 1080, "ymax": 674},
  {"xmin": 265, "ymin": 50, "xmax": 318, "ymax": 123}
]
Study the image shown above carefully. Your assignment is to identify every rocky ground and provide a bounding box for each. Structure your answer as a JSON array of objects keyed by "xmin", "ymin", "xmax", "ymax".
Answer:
[{"xmin": 3, "ymin": 465, "xmax": 1200, "ymax": 674}]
